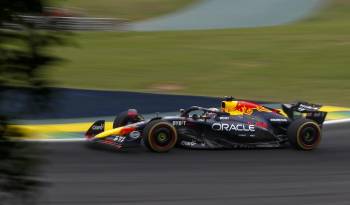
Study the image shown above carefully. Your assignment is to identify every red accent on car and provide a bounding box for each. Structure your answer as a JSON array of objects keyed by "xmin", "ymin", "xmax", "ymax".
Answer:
[
  {"xmin": 101, "ymin": 140, "xmax": 122, "ymax": 149},
  {"xmin": 120, "ymin": 127, "xmax": 135, "ymax": 135},
  {"xmin": 103, "ymin": 139, "xmax": 114, "ymax": 144},
  {"xmin": 271, "ymin": 109, "xmax": 281, "ymax": 114},
  {"xmin": 234, "ymin": 101, "xmax": 257, "ymax": 113},
  {"xmin": 256, "ymin": 122, "xmax": 268, "ymax": 129}
]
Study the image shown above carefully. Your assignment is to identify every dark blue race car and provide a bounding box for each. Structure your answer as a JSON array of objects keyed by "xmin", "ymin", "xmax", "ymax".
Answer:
[{"xmin": 85, "ymin": 97, "xmax": 327, "ymax": 152}]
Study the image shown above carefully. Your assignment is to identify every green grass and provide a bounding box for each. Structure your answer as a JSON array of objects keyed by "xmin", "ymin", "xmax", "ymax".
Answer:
[
  {"xmin": 51, "ymin": 0, "xmax": 197, "ymax": 20},
  {"xmin": 49, "ymin": 0, "xmax": 350, "ymax": 106}
]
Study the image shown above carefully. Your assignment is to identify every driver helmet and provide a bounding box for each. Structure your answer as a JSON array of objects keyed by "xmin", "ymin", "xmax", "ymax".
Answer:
[{"xmin": 206, "ymin": 107, "xmax": 219, "ymax": 119}]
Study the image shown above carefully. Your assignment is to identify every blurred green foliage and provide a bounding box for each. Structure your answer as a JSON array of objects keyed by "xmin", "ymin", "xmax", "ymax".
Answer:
[
  {"xmin": 1, "ymin": 1, "xmax": 65, "ymax": 204},
  {"xmin": 49, "ymin": 0, "xmax": 350, "ymax": 106}
]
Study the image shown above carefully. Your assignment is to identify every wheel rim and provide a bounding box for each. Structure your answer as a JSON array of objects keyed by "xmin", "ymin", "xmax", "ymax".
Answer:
[
  {"xmin": 300, "ymin": 125, "xmax": 320, "ymax": 147},
  {"xmin": 157, "ymin": 132, "xmax": 168, "ymax": 142},
  {"xmin": 154, "ymin": 130, "xmax": 171, "ymax": 146},
  {"xmin": 148, "ymin": 123, "xmax": 177, "ymax": 152}
]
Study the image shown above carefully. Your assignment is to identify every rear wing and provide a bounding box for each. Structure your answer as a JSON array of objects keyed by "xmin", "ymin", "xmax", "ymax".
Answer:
[{"xmin": 282, "ymin": 102, "xmax": 327, "ymax": 125}]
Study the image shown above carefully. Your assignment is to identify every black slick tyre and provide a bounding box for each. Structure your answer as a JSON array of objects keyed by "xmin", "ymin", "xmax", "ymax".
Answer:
[
  {"xmin": 287, "ymin": 118, "xmax": 321, "ymax": 151},
  {"xmin": 142, "ymin": 120, "xmax": 178, "ymax": 153}
]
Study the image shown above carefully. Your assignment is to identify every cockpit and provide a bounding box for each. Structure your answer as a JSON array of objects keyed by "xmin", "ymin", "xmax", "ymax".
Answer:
[{"xmin": 180, "ymin": 106, "xmax": 229, "ymax": 121}]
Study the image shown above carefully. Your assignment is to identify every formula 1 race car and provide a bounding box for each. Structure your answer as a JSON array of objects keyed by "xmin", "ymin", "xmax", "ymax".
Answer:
[{"xmin": 85, "ymin": 97, "xmax": 327, "ymax": 152}]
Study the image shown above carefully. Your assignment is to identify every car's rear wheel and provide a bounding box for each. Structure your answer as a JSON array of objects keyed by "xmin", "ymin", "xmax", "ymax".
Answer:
[
  {"xmin": 142, "ymin": 120, "xmax": 178, "ymax": 153},
  {"xmin": 287, "ymin": 118, "xmax": 321, "ymax": 151},
  {"xmin": 113, "ymin": 109, "xmax": 143, "ymax": 128}
]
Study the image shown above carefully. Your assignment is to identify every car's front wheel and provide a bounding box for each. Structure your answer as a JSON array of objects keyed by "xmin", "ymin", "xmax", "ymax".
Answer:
[
  {"xmin": 287, "ymin": 118, "xmax": 321, "ymax": 150},
  {"xmin": 142, "ymin": 120, "xmax": 178, "ymax": 153}
]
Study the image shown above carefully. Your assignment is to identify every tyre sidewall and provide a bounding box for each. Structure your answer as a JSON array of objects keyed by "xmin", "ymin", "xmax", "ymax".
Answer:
[
  {"xmin": 143, "ymin": 120, "xmax": 178, "ymax": 153},
  {"xmin": 288, "ymin": 118, "xmax": 321, "ymax": 150}
]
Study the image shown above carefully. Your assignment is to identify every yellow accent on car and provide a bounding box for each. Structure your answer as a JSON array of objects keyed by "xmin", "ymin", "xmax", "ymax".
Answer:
[
  {"xmin": 95, "ymin": 127, "xmax": 122, "ymax": 139},
  {"xmin": 221, "ymin": 101, "xmax": 238, "ymax": 112}
]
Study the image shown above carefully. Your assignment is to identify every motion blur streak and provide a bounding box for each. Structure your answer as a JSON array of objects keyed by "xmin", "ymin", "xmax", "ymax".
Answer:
[{"xmin": 37, "ymin": 122, "xmax": 350, "ymax": 205}]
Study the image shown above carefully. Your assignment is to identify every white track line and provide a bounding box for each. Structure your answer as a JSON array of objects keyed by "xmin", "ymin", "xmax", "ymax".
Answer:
[
  {"xmin": 324, "ymin": 118, "xmax": 350, "ymax": 125},
  {"xmin": 23, "ymin": 118, "xmax": 350, "ymax": 142}
]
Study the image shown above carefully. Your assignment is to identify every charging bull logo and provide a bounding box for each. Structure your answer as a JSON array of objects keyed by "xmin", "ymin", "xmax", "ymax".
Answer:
[{"xmin": 222, "ymin": 101, "xmax": 271, "ymax": 116}]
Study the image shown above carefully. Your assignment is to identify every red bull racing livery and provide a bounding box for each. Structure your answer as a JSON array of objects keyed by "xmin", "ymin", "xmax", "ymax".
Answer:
[{"xmin": 85, "ymin": 97, "xmax": 327, "ymax": 153}]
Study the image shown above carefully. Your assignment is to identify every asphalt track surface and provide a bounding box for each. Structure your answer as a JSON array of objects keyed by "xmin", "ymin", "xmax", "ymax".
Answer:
[{"xmin": 38, "ymin": 122, "xmax": 350, "ymax": 205}]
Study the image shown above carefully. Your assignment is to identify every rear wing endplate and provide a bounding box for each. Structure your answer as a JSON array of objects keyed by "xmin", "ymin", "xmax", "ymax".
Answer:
[{"xmin": 282, "ymin": 102, "xmax": 327, "ymax": 125}]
